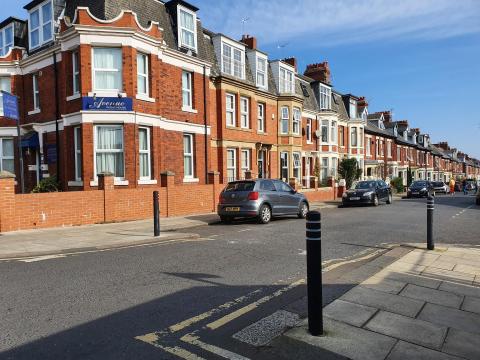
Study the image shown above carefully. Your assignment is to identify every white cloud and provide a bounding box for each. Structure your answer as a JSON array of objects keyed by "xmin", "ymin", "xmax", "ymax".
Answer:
[{"xmin": 196, "ymin": 0, "xmax": 480, "ymax": 47}]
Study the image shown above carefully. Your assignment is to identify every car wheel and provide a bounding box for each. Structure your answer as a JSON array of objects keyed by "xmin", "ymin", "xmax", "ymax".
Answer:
[
  {"xmin": 373, "ymin": 195, "xmax": 379, "ymax": 206},
  {"xmin": 298, "ymin": 202, "xmax": 309, "ymax": 219},
  {"xmin": 386, "ymin": 193, "xmax": 393, "ymax": 204},
  {"xmin": 220, "ymin": 216, "xmax": 233, "ymax": 223},
  {"xmin": 258, "ymin": 204, "xmax": 272, "ymax": 224}
]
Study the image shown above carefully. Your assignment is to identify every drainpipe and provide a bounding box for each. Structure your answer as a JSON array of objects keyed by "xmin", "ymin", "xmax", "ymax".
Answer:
[
  {"xmin": 203, "ymin": 65, "xmax": 208, "ymax": 184},
  {"xmin": 53, "ymin": 52, "xmax": 61, "ymax": 186}
]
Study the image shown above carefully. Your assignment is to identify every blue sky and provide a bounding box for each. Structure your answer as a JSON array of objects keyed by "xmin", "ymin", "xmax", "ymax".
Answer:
[{"xmin": 6, "ymin": 1, "xmax": 480, "ymax": 157}]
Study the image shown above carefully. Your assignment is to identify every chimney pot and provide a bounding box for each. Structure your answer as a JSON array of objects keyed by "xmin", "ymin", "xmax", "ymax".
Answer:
[
  {"xmin": 240, "ymin": 34, "xmax": 257, "ymax": 50},
  {"xmin": 282, "ymin": 57, "xmax": 297, "ymax": 72},
  {"xmin": 304, "ymin": 61, "xmax": 331, "ymax": 85}
]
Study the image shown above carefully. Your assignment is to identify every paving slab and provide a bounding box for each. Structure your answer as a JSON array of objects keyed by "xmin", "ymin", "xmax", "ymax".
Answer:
[
  {"xmin": 335, "ymin": 264, "xmax": 384, "ymax": 284},
  {"xmin": 341, "ymin": 286, "xmax": 424, "ymax": 318},
  {"xmin": 437, "ymin": 255, "xmax": 480, "ymax": 268},
  {"xmin": 324, "ymin": 299, "xmax": 378, "ymax": 327},
  {"xmin": 428, "ymin": 259, "xmax": 457, "ymax": 271},
  {"xmin": 443, "ymin": 328, "xmax": 480, "ymax": 360},
  {"xmin": 232, "ymin": 310, "xmax": 299, "ymax": 346},
  {"xmin": 387, "ymin": 340, "xmax": 462, "ymax": 360},
  {"xmin": 454, "ymin": 264, "xmax": 480, "ymax": 276},
  {"xmin": 422, "ymin": 267, "xmax": 475, "ymax": 284},
  {"xmin": 286, "ymin": 318, "xmax": 397, "ymax": 360},
  {"xmin": 385, "ymin": 260, "xmax": 426, "ymax": 275},
  {"xmin": 364, "ymin": 311, "xmax": 447, "ymax": 350},
  {"xmin": 399, "ymin": 252, "xmax": 440, "ymax": 266},
  {"xmin": 374, "ymin": 269, "xmax": 442, "ymax": 289},
  {"xmin": 462, "ymin": 296, "xmax": 480, "ymax": 314},
  {"xmin": 418, "ymin": 303, "xmax": 480, "ymax": 335},
  {"xmin": 439, "ymin": 281, "xmax": 480, "ymax": 299},
  {"xmin": 400, "ymin": 284, "xmax": 463, "ymax": 309},
  {"xmin": 360, "ymin": 275, "xmax": 407, "ymax": 295}
]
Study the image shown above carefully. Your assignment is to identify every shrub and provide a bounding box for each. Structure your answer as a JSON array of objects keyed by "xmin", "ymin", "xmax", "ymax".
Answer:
[
  {"xmin": 391, "ymin": 177, "xmax": 405, "ymax": 193},
  {"xmin": 338, "ymin": 158, "xmax": 362, "ymax": 189},
  {"xmin": 32, "ymin": 176, "xmax": 61, "ymax": 193}
]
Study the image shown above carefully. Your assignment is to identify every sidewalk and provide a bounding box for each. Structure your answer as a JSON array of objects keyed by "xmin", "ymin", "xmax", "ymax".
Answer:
[{"xmin": 284, "ymin": 245, "xmax": 480, "ymax": 360}]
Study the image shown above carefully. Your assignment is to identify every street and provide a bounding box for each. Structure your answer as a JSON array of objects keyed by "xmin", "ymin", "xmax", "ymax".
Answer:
[{"xmin": 0, "ymin": 194, "xmax": 478, "ymax": 360}]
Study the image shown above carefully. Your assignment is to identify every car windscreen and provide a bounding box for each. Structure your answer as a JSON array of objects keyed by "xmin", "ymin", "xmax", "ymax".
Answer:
[
  {"xmin": 412, "ymin": 181, "xmax": 427, "ymax": 187},
  {"xmin": 353, "ymin": 181, "xmax": 376, "ymax": 189},
  {"xmin": 224, "ymin": 181, "xmax": 255, "ymax": 192},
  {"xmin": 432, "ymin": 182, "xmax": 444, "ymax": 187}
]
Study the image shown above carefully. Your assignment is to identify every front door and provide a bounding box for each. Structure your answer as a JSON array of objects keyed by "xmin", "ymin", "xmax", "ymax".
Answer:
[{"xmin": 258, "ymin": 150, "xmax": 265, "ymax": 179}]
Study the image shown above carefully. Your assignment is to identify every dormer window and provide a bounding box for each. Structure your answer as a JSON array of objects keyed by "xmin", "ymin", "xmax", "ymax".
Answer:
[
  {"xmin": 349, "ymin": 99, "xmax": 357, "ymax": 119},
  {"xmin": 222, "ymin": 42, "xmax": 244, "ymax": 79},
  {"xmin": 177, "ymin": 6, "xmax": 197, "ymax": 52},
  {"xmin": 319, "ymin": 84, "xmax": 331, "ymax": 110},
  {"xmin": 256, "ymin": 56, "xmax": 267, "ymax": 88},
  {"xmin": 0, "ymin": 25, "xmax": 14, "ymax": 56},
  {"xmin": 29, "ymin": 0, "xmax": 53, "ymax": 50},
  {"xmin": 279, "ymin": 67, "xmax": 294, "ymax": 93}
]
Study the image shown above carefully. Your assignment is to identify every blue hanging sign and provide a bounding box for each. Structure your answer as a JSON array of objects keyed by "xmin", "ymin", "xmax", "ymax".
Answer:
[
  {"xmin": 82, "ymin": 97, "xmax": 133, "ymax": 111},
  {"xmin": 1, "ymin": 91, "xmax": 20, "ymax": 121}
]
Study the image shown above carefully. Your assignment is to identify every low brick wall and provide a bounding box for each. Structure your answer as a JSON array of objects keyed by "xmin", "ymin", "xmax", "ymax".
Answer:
[{"xmin": 0, "ymin": 173, "xmax": 333, "ymax": 232}]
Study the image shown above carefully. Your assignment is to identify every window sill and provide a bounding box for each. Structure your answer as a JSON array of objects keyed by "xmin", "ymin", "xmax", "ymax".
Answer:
[
  {"xmin": 28, "ymin": 108, "xmax": 41, "ymax": 116},
  {"xmin": 136, "ymin": 94, "xmax": 156, "ymax": 103},
  {"xmin": 183, "ymin": 177, "xmax": 199, "ymax": 183},
  {"xmin": 68, "ymin": 181, "xmax": 84, "ymax": 187},
  {"xmin": 182, "ymin": 106, "xmax": 198, "ymax": 114},
  {"xmin": 306, "ymin": 141, "xmax": 313, "ymax": 144},
  {"xmin": 138, "ymin": 179, "xmax": 158, "ymax": 185},
  {"xmin": 67, "ymin": 93, "xmax": 81, "ymax": 102},
  {"xmin": 257, "ymin": 131, "xmax": 266, "ymax": 135},
  {"xmin": 226, "ymin": 126, "xmax": 252, "ymax": 132},
  {"xmin": 90, "ymin": 179, "xmax": 129, "ymax": 187},
  {"xmin": 88, "ymin": 91, "xmax": 127, "ymax": 98}
]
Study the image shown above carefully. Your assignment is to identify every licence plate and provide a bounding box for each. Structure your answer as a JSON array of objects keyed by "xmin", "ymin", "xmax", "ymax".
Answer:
[
  {"xmin": 225, "ymin": 207, "xmax": 240, "ymax": 212},
  {"xmin": 350, "ymin": 197, "xmax": 360, "ymax": 201},
  {"xmin": 412, "ymin": 192, "xmax": 418, "ymax": 194}
]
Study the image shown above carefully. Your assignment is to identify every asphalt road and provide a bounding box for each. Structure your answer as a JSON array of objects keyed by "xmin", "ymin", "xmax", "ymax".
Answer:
[{"xmin": 0, "ymin": 193, "xmax": 478, "ymax": 360}]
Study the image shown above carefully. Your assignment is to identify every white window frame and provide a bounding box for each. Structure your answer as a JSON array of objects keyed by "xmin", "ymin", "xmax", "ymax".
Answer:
[
  {"xmin": 279, "ymin": 67, "xmax": 294, "ymax": 93},
  {"xmin": 183, "ymin": 133, "xmax": 194, "ymax": 179},
  {"xmin": 293, "ymin": 152, "xmax": 301, "ymax": 181},
  {"xmin": 28, "ymin": 0, "xmax": 53, "ymax": 51},
  {"xmin": 72, "ymin": 50, "xmax": 80, "ymax": 95},
  {"xmin": 376, "ymin": 139, "xmax": 380, "ymax": 157},
  {"xmin": 366, "ymin": 137, "xmax": 371, "ymax": 157},
  {"xmin": 0, "ymin": 137, "xmax": 14, "ymax": 173},
  {"xmin": 321, "ymin": 157, "xmax": 329, "ymax": 181},
  {"xmin": 92, "ymin": 47, "xmax": 123, "ymax": 93},
  {"xmin": 0, "ymin": 24, "xmax": 14, "ymax": 56},
  {"xmin": 280, "ymin": 106, "xmax": 289, "ymax": 134},
  {"xmin": 351, "ymin": 127, "xmax": 358, "ymax": 147},
  {"xmin": 349, "ymin": 99, "xmax": 357, "ymax": 119},
  {"xmin": 0, "ymin": 77, "xmax": 11, "ymax": 115},
  {"xmin": 226, "ymin": 148, "xmax": 237, "ymax": 182},
  {"xmin": 139, "ymin": 127, "xmax": 151, "ymax": 180},
  {"xmin": 177, "ymin": 5, "xmax": 197, "ymax": 52},
  {"xmin": 256, "ymin": 56, "xmax": 267, "ymax": 88},
  {"xmin": 137, "ymin": 52, "xmax": 149, "ymax": 97},
  {"xmin": 387, "ymin": 141, "xmax": 392, "ymax": 158},
  {"xmin": 280, "ymin": 152, "xmax": 289, "ymax": 180},
  {"xmin": 74, "ymin": 127, "xmax": 82, "ymax": 181},
  {"xmin": 331, "ymin": 121, "xmax": 337, "ymax": 144},
  {"xmin": 93, "ymin": 125, "xmax": 125, "ymax": 180},
  {"xmin": 321, "ymin": 120, "xmax": 329, "ymax": 143},
  {"xmin": 33, "ymin": 74, "xmax": 40, "ymax": 110},
  {"xmin": 292, "ymin": 108, "xmax": 301, "ymax": 135},
  {"xmin": 221, "ymin": 42, "xmax": 245, "ymax": 79},
  {"xmin": 240, "ymin": 97, "xmax": 249, "ymax": 129},
  {"xmin": 306, "ymin": 118, "xmax": 312, "ymax": 143},
  {"xmin": 182, "ymin": 70, "xmax": 193, "ymax": 109},
  {"xmin": 241, "ymin": 149, "xmax": 250, "ymax": 178},
  {"xmin": 257, "ymin": 103, "xmax": 265, "ymax": 133},
  {"xmin": 226, "ymin": 93, "xmax": 236, "ymax": 127},
  {"xmin": 319, "ymin": 84, "xmax": 331, "ymax": 110}
]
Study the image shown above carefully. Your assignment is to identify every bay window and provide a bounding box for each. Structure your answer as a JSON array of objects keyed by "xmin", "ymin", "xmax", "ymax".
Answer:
[
  {"xmin": 74, "ymin": 127, "xmax": 82, "ymax": 181},
  {"xmin": 257, "ymin": 103, "xmax": 265, "ymax": 133},
  {"xmin": 279, "ymin": 67, "xmax": 294, "ymax": 93},
  {"xmin": 178, "ymin": 6, "xmax": 197, "ymax": 51},
  {"xmin": 94, "ymin": 125, "xmax": 124, "ymax": 178},
  {"xmin": 366, "ymin": 137, "xmax": 371, "ymax": 157},
  {"xmin": 182, "ymin": 71, "xmax": 193, "ymax": 109},
  {"xmin": 292, "ymin": 108, "xmax": 301, "ymax": 135},
  {"xmin": 240, "ymin": 97, "xmax": 249, "ymax": 128},
  {"xmin": 280, "ymin": 106, "xmax": 289, "ymax": 134},
  {"xmin": 321, "ymin": 120, "xmax": 329, "ymax": 142},
  {"xmin": 93, "ymin": 48, "xmax": 122, "ymax": 92},
  {"xmin": 0, "ymin": 138, "xmax": 14, "ymax": 173},
  {"xmin": 319, "ymin": 84, "xmax": 331, "ymax": 110},
  {"xmin": 321, "ymin": 158, "xmax": 329, "ymax": 181},
  {"xmin": 227, "ymin": 149, "xmax": 237, "ymax": 182},
  {"xmin": 331, "ymin": 121, "xmax": 337, "ymax": 144},
  {"xmin": 183, "ymin": 134, "xmax": 194, "ymax": 179},
  {"xmin": 280, "ymin": 152, "xmax": 289, "ymax": 180},
  {"xmin": 137, "ymin": 53, "xmax": 149, "ymax": 96},
  {"xmin": 28, "ymin": 0, "xmax": 53, "ymax": 50},
  {"xmin": 306, "ymin": 119, "xmax": 312, "ymax": 143},
  {"xmin": 139, "ymin": 127, "xmax": 151, "ymax": 179},
  {"xmin": 331, "ymin": 158, "xmax": 338, "ymax": 178},
  {"xmin": 359, "ymin": 128, "xmax": 364, "ymax": 147},
  {"xmin": 293, "ymin": 152, "xmax": 301, "ymax": 180},
  {"xmin": 222, "ymin": 42, "xmax": 244, "ymax": 79},
  {"xmin": 0, "ymin": 77, "xmax": 10, "ymax": 92},
  {"xmin": 339, "ymin": 126, "xmax": 345, "ymax": 146},
  {"xmin": 351, "ymin": 127, "xmax": 358, "ymax": 147},
  {"xmin": 0, "ymin": 25, "xmax": 14, "ymax": 56},
  {"xmin": 241, "ymin": 149, "xmax": 250, "ymax": 178},
  {"xmin": 72, "ymin": 51, "xmax": 80, "ymax": 95},
  {"xmin": 226, "ymin": 93, "xmax": 235, "ymax": 126}
]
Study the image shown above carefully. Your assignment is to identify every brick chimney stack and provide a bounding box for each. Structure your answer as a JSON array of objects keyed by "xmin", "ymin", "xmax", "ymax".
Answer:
[
  {"xmin": 304, "ymin": 62, "xmax": 331, "ymax": 85},
  {"xmin": 357, "ymin": 96, "xmax": 368, "ymax": 107},
  {"xmin": 381, "ymin": 111, "xmax": 392, "ymax": 123},
  {"xmin": 283, "ymin": 57, "xmax": 297, "ymax": 72},
  {"xmin": 434, "ymin": 142, "xmax": 449, "ymax": 150},
  {"xmin": 240, "ymin": 35, "xmax": 257, "ymax": 50},
  {"xmin": 397, "ymin": 120, "xmax": 409, "ymax": 127}
]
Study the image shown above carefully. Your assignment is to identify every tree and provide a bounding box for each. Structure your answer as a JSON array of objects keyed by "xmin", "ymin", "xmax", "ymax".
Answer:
[
  {"xmin": 407, "ymin": 168, "xmax": 414, "ymax": 187},
  {"xmin": 338, "ymin": 158, "xmax": 362, "ymax": 189}
]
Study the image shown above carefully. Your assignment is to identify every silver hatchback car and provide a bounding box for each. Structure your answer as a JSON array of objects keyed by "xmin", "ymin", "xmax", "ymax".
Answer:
[{"xmin": 217, "ymin": 179, "xmax": 309, "ymax": 224}]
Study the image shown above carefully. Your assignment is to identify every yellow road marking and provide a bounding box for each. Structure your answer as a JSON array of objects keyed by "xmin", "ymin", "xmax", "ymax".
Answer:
[
  {"xmin": 206, "ymin": 279, "xmax": 305, "ymax": 330},
  {"xmin": 181, "ymin": 333, "xmax": 250, "ymax": 360}
]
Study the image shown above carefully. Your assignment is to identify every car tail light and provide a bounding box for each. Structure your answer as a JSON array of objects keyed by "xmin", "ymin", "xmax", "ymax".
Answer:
[
  {"xmin": 219, "ymin": 193, "xmax": 225, "ymax": 204},
  {"xmin": 248, "ymin": 191, "xmax": 259, "ymax": 201}
]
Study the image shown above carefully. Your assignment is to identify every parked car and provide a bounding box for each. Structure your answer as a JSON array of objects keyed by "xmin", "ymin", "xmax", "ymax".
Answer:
[
  {"xmin": 342, "ymin": 180, "xmax": 392, "ymax": 207},
  {"xmin": 431, "ymin": 181, "xmax": 449, "ymax": 194},
  {"xmin": 217, "ymin": 179, "xmax": 309, "ymax": 224},
  {"xmin": 476, "ymin": 189, "xmax": 480, "ymax": 206},
  {"xmin": 466, "ymin": 179, "xmax": 476, "ymax": 191},
  {"xmin": 407, "ymin": 181, "xmax": 433, "ymax": 198}
]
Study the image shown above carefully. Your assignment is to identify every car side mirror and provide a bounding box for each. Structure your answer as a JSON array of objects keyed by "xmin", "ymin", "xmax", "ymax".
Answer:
[{"xmin": 291, "ymin": 189, "xmax": 297, "ymax": 194}]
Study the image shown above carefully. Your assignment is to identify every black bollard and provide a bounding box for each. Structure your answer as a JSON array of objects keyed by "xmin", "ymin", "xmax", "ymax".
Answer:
[
  {"xmin": 306, "ymin": 211, "xmax": 323, "ymax": 336},
  {"xmin": 153, "ymin": 191, "xmax": 160, "ymax": 237},
  {"xmin": 427, "ymin": 196, "xmax": 434, "ymax": 250}
]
